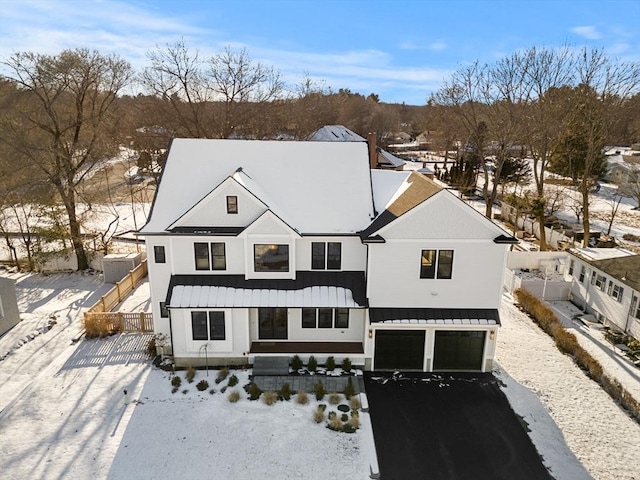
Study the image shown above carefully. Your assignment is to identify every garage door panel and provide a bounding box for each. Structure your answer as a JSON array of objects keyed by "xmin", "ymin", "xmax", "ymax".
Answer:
[
  {"xmin": 374, "ymin": 330, "xmax": 425, "ymax": 371},
  {"xmin": 434, "ymin": 331, "xmax": 485, "ymax": 371}
]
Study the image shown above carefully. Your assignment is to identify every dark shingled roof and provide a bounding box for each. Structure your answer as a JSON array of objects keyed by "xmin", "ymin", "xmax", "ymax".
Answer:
[
  {"xmin": 570, "ymin": 251, "xmax": 640, "ymax": 291},
  {"xmin": 166, "ymin": 271, "xmax": 368, "ymax": 307}
]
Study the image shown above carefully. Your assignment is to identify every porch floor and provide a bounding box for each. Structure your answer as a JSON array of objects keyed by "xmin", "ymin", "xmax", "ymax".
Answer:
[{"xmin": 250, "ymin": 341, "xmax": 364, "ymax": 355}]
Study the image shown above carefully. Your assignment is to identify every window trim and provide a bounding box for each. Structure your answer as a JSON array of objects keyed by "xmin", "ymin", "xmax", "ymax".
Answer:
[
  {"xmin": 226, "ymin": 195, "xmax": 238, "ymax": 214},
  {"xmin": 211, "ymin": 242, "xmax": 226, "ymax": 270},
  {"xmin": 194, "ymin": 242, "xmax": 210, "ymax": 270},
  {"xmin": 311, "ymin": 241, "xmax": 342, "ymax": 270},
  {"xmin": 301, "ymin": 308, "xmax": 349, "ymax": 329}
]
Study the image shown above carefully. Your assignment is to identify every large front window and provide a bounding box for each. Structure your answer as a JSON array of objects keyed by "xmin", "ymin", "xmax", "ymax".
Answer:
[
  {"xmin": 420, "ymin": 249, "xmax": 454, "ymax": 279},
  {"xmin": 254, "ymin": 244, "xmax": 289, "ymax": 272}
]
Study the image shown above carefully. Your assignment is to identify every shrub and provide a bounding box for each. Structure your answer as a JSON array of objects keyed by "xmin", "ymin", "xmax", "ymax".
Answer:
[
  {"xmin": 317, "ymin": 403, "xmax": 327, "ymax": 412},
  {"xmin": 216, "ymin": 368, "xmax": 230, "ymax": 384},
  {"xmin": 314, "ymin": 381, "xmax": 325, "ymax": 401},
  {"xmin": 343, "ymin": 377, "xmax": 356, "ymax": 399},
  {"xmin": 171, "ymin": 387, "xmax": 179, "ymax": 394},
  {"xmin": 291, "ymin": 355, "xmax": 303, "ymax": 371},
  {"xmin": 182, "ymin": 389, "xmax": 189, "ymax": 395},
  {"xmin": 313, "ymin": 407, "xmax": 325, "ymax": 424},
  {"xmin": 280, "ymin": 382, "xmax": 291, "ymax": 401},
  {"xmin": 84, "ymin": 315, "xmax": 120, "ymax": 339},
  {"xmin": 328, "ymin": 393, "xmax": 341, "ymax": 405},
  {"xmin": 171, "ymin": 375, "xmax": 182, "ymax": 388},
  {"xmin": 341, "ymin": 357, "xmax": 352, "ymax": 373},
  {"xmin": 296, "ymin": 390, "xmax": 309, "ymax": 405},
  {"xmin": 263, "ymin": 391, "xmax": 278, "ymax": 406},
  {"xmin": 349, "ymin": 396, "xmax": 361, "ymax": 411},
  {"xmin": 341, "ymin": 413, "xmax": 349, "ymax": 422},
  {"xmin": 247, "ymin": 382, "xmax": 262, "ymax": 401},
  {"xmin": 196, "ymin": 379, "xmax": 209, "ymax": 391},
  {"xmin": 209, "ymin": 389, "xmax": 216, "ymax": 395},
  {"xmin": 228, "ymin": 390, "xmax": 241, "ymax": 403},
  {"xmin": 228, "ymin": 374, "xmax": 239, "ymax": 387},
  {"xmin": 146, "ymin": 337, "xmax": 157, "ymax": 358},
  {"xmin": 186, "ymin": 366, "xmax": 196, "ymax": 383},
  {"xmin": 325, "ymin": 356, "xmax": 336, "ymax": 371},
  {"xmin": 328, "ymin": 414, "xmax": 343, "ymax": 431},
  {"xmin": 307, "ymin": 355, "xmax": 318, "ymax": 372}
]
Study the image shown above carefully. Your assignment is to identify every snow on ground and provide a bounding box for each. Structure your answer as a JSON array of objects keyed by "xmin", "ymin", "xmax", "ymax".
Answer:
[
  {"xmin": 496, "ymin": 296, "xmax": 640, "ymax": 480},
  {"xmin": 2, "ymin": 272, "xmax": 640, "ymax": 480}
]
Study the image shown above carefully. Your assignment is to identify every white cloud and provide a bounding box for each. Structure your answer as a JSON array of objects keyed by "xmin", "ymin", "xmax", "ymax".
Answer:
[{"xmin": 571, "ymin": 25, "xmax": 602, "ymax": 40}]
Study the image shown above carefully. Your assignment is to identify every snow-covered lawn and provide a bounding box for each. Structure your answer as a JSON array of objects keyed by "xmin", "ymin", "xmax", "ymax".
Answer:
[{"xmin": 1, "ymin": 272, "xmax": 639, "ymax": 480}]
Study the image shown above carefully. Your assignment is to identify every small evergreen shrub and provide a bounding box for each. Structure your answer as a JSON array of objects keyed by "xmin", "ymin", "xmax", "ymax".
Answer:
[
  {"xmin": 221, "ymin": 386, "xmax": 228, "ymax": 394},
  {"xmin": 328, "ymin": 393, "xmax": 341, "ymax": 405},
  {"xmin": 247, "ymin": 382, "xmax": 262, "ymax": 401},
  {"xmin": 171, "ymin": 376, "xmax": 182, "ymax": 388},
  {"xmin": 228, "ymin": 390, "xmax": 241, "ymax": 403},
  {"xmin": 341, "ymin": 413, "xmax": 349, "ymax": 422},
  {"xmin": 209, "ymin": 389, "xmax": 216, "ymax": 395},
  {"xmin": 307, "ymin": 355, "xmax": 318, "ymax": 372},
  {"xmin": 182, "ymin": 389, "xmax": 189, "ymax": 394},
  {"xmin": 314, "ymin": 381, "xmax": 325, "ymax": 401},
  {"xmin": 325, "ymin": 356, "xmax": 336, "ymax": 371},
  {"xmin": 171, "ymin": 387, "xmax": 179, "ymax": 394},
  {"xmin": 291, "ymin": 355, "xmax": 303, "ymax": 371},
  {"xmin": 228, "ymin": 374, "xmax": 239, "ymax": 387},
  {"xmin": 349, "ymin": 396, "xmax": 361, "ymax": 411},
  {"xmin": 186, "ymin": 366, "xmax": 196, "ymax": 383},
  {"xmin": 296, "ymin": 390, "xmax": 309, "ymax": 405},
  {"xmin": 280, "ymin": 382, "xmax": 292, "ymax": 401},
  {"xmin": 196, "ymin": 379, "xmax": 209, "ymax": 391},
  {"xmin": 343, "ymin": 377, "xmax": 356, "ymax": 399},
  {"xmin": 341, "ymin": 357, "xmax": 352, "ymax": 373},
  {"xmin": 313, "ymin": 407, "xmax": 325, "ymax": 423},
  {"xmin": 263, "ymin": 391, "xmax": 278, "ymax": 406},
  {"xmin": 216, "ymin": 368, "xmax": 230, "ymax": 384}
]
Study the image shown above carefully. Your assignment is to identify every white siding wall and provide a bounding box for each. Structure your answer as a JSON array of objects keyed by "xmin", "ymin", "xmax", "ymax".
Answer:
[
  {"xmin": 367, "ymin": 239, "xmax": 505, "ymax": 309},
  {"xmin": 295, "ymin": 237, "xmax": 367, "ymax": 271},
  {"xmin": 170, "ymin": 236, "xmax": 246, "ymax": 275},
  {"xmin": 145, "ymin": 236, "xmax": 173, "ymax": 339}
]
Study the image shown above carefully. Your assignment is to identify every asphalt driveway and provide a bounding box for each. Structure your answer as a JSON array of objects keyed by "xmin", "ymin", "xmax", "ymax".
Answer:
[{"xmin": 364, "ymin": 372, "xmax": 552, "ymax": 480}]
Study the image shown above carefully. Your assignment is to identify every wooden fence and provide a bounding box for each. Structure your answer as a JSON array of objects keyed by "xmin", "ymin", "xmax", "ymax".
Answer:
[{"xmin": 84, "ymin": 259, "xmax": 153, "ymax": 333}]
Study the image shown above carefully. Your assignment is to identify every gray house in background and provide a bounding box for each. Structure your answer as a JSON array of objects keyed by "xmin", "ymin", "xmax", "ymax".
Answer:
[{"xmin": 0, "ymin": 276, "xmax": 21, "ymax": 337}]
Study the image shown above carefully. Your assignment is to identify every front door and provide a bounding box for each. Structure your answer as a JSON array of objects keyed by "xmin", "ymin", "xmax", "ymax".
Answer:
[{"xmin": 258, "ymin": 307, "xmax": 288, "ymax": 339}]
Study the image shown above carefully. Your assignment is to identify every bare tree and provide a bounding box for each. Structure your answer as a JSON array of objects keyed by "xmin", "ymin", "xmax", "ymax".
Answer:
[{"xmin": 1, "ymin": 49, "xmax": 133, "ymax": 270}]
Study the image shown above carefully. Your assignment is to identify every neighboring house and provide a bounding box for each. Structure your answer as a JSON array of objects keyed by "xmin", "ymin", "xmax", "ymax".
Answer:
[
  {"xmin": 140, "ymin": 138, "xmax": 516, "ymax": 371},
  {"xmin": 0, "ymin": 276, "xmax": 20, "ymax": 337},
  {"xmin": 566, "ymin": 248, "xmax": 640, "ymax": 338},
  {"xmin": 308, "ymin": 125, "xmax": 365, "ymax": 142}
]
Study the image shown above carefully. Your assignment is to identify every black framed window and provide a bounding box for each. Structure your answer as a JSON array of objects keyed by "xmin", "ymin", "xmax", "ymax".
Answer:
[
  {"xmin": 160, "ymin": 301, "xmax": 169, "ymax": 318},
  {"xmin": 154, "ymin": 245, "xmax": 166, "ymax": 263},
  {"xmin": 420, "ymin": 250, "xmax": 436, "ymax": 278},
  {"xmin": 335, "ymin": 308, "xmax": 349, "ymax": 328},
  {"xmin": 420, "ymin": 249, "xmax": 453, "ymax": 279},
  {"xmin": 194, "ymin": 242, "xmax": 210, "ymax": 270},
  {"xmin": 612, "ymin": 285, "xmax": 624, "ymax": 302},
  {"xmin": 327, "ymin": 242, "xmax": 341, "ymax": 270},
  {"xmin": 254, "ymin": 244, "xmax": 289, "ymax": 272},
  {"xmin": 227, "ymin": 195, "xmax": 238, "ymax": 214},
  {"xmin": 579, "ymin": 266, "xmax": 586, "ymax": 283},
  {"xmin": 302, "ymin": 308, "xmax": 316, "ymax": 328},
  {"xmin": 311, "ymin": 242, "xmax": 325, "ymax": 270},
  {"xmin": 191, "ymin": 311, "xmax": 208, "ymax": 340},
  {"xmin": 318, "ymin": 308, "xmax": 333, "ymax": 328},
  {"xmin": 208, "ymin": 312, "xmax": 226, "ymax": 340},
  {"xmin": 211, "ymin": 243, "xmax": 226, "ymax": 270},
  {"xmin": 568, "ymin": 260, "xmax": 574, "ymax": 275}
]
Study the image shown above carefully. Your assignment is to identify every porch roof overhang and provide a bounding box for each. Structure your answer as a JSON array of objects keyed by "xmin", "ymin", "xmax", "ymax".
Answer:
[
  {"xmin": 166, "ymin": 271, "xmax": 367, "ymax": 309},
  {"xmin": 369, "ymin": 308, "xmax": 500, "ymax": 326}
]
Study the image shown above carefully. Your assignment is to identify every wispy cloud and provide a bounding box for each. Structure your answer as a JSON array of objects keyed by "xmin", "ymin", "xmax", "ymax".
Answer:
[
  {"xmin": 571, "ymin": 25, "xmax": 602, "ymax": 40},
  {"xmin": 398, "ymin": 40, "xmax": 447, "ymax": 52}
]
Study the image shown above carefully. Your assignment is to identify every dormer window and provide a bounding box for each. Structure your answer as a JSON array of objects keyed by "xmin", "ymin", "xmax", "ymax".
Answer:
[
  {"xmin": 227, "ymin": 196, "xmax": 238, "ymax": 214},
  {"xmin": 254, "ymin": 244, "xmax": 289, "ymax": 272}
]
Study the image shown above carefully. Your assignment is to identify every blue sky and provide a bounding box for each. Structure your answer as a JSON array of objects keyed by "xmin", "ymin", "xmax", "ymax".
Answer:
[{"xmin": 1, "ymin": 0, "xmax": 638, "ymax": 105}]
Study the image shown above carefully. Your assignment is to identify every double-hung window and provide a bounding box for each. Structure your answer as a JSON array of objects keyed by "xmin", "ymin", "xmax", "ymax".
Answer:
[
  {"xmin": 154, "ymin": 245, "xmax": 166, "ymax": 263},
  {"xmin": 595, "ymin": 274, "xmax": 606, "ymax": 291},
  {"xmin": 420, "ymin": 249, "xmax": 454, "ymax": 279},
  {"xmin": 191, "ymin": 311, "xmax": 225, "ymax": 340},
  {"xmin": 311, "ymin": 242, "xmax": 341, "ymax": 270},
  {"xmin": 579, "ymin": 266, "xmax": 586, "ymax": 283},
  {"xmin": 611, "ymin": 284, "xmax": 624, "ymax": 302},
  {"xmin": 194, "ymin": 242, "xmax": 226, "ymax": 271}
]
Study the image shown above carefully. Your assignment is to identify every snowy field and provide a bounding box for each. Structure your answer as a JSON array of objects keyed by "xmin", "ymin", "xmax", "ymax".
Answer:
[{"xmin": 1, "ymin": 271, "xmax": 639, "ymax": 479}]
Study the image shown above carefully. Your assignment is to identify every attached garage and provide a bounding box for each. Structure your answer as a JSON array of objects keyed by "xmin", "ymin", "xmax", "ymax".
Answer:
[
  {"xmin": 374, "ymin": 330, "xmax": 425, "ymax": 370},
  {"xmin": 433, "ymin": 330, "xmax": 486, "ymax": 371}
]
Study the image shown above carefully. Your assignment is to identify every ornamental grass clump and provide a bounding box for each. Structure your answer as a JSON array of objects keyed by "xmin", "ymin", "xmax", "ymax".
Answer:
[
  {"xmin": 216, "ymin": 368, "xmax": 230, "ymax": 384},
  {"xmin": 343, "ymin": 377, "xmax": 356, "ymax": 399},
  {"xmin": 227, "ymin": 390, "xmax": 241, "ymax": 403},
  {"xmin": 186, "ymin": 366, "xmax": 196, "ymax": 383},
  {"xmin": 313, "ymin": 406, "xmax": 325, "ymax": 424},
  {"xmin": 296, "ymin": 390, "xmax": 309, "ymax": 405},
  {"xmin": 262, "ymin": 390, "xmax": 278, "ymax": 406},
  {"xmin": 349, "ymin": 396, "xmax": 361, "ymax": 411},
  {"xmin": 328, "ymin": 393, "xmax": 341, "ymax": 405},
  {"xmin": 314, "ymin": 381, "xmax": 325, "ymax": 401}
]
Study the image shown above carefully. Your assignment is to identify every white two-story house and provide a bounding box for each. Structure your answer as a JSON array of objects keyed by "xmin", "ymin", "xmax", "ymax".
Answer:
[{"xmin": 140, "ymin": 138, "xmax": 516, "ymax": 371}]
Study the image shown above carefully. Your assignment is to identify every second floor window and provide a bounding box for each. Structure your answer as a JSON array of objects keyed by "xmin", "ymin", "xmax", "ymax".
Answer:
[
  {"xmin": 254, "ymin": 244, "xmax": 289, "ymax": 272},
  {"xmin": 194, "ymin": 242, "xmax": 226, "ymax": 270},
  {"xmin": 226, "ymin": 195, "xmax": 238, "ymax": 214},
  {"xmin": 311, "ymin": 242, "xmax": 341, "ymax": 270},
  {"xmin": 420, "ymin": 249, "xmax": 454, "ymax": 279},
  {"xmin": 153, "ymin": 245, "xmax": 166, "ymax": 263}
]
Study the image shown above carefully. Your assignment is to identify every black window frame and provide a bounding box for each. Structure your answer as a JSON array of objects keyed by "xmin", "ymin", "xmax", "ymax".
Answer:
[
  {"xmin": 194, "ymin": 242, "xmax": 210, "ymax": 270},
  {"xmin": 437, "ymin": 250, "xmax": 454, "ymax": 279},
  {"xmin": 191, "ymin": 311, "xmax": 208, "ymax": 340},
  {"xmin": 211, "ymin": 242, "xmax": 226, "ymax": 270},
  {"xmin": 191, "ymin": 311, "xmax": 225, "ymax": 340},
  {"xmin": 226, "ymin": 195, "xmax": 238, "ymax": 214},
  {"xmin": 311, "ymin": 242, "xmax": 325, "ymax": 270},
  {"xmin": 420, "ymin": 249, "xmax": 436, "ymax": 278},
  {"xmin": 153, "ymin": 245, "xmax": 166, "ymax": 264},
  {"xmin": 420, "ymin": 249, "xmax": 454, "ymax": 279},
  {"xmin": 318, "ymin": 308, "xmax": 333, "ymax": 328},
  {"xmin": 254, "ymin": 244, "xmax": 290, "ymax": 272},
  {"xmin": 159, "ymin": 301, "xmax": 169, "ymax": 318},
  {"xmin": 208, "ymin": 311, "xmax": 226, "ymax": 340},
  {"xmin": 335, "ymin": 308, "xmax": 349, "ymax": 328},
  {"xmin": 327, "ymin": 242, "xmax": 342, "ymax": 270},
  {"xmin": 302, "ymin": 308, "xmax": 316, "ymax": 328}
]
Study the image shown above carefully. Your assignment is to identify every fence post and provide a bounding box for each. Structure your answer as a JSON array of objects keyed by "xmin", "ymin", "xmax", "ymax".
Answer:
[
  {"xmin": 101, "ymin": 296, "xmax": 106, "ymax": 313},
  {"xmin": 140, "ymin": 312, "xmax": 146, "ymax": 331},
  {"xmin": 118, "ymin": 312, "xmax": 123, "ymax": 332}
]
